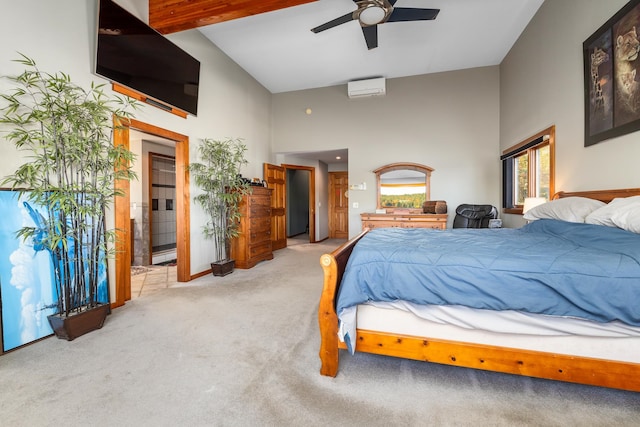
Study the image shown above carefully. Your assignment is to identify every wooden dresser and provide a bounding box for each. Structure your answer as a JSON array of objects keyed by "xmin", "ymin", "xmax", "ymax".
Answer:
[
  {"xmin": 360, "ymin": 213, "xmax": 448, "ymax": 231},
  {"xmin": 231, "ymin": 186, "xmax": 273, "ymax": 269}
]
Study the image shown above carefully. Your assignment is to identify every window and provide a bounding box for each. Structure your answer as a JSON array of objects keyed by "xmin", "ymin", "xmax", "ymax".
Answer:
[
  {"xmin": 502, "ymin": 126, "xmax": 555, "ymax": 214},
  {"xmin": 374, "ymin": 163, "xmax": 433, "ymax": 212}
]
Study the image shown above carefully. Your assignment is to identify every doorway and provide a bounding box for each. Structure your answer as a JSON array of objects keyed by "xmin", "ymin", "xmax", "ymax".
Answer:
[
  {"xmin": 113, "ymin": 118, "xmax": 191, "ymax": 308},
  {"xmin": 263, "ymin": 163, "xmax": 316, "ymax": 247},
  {"xmin": 149, "ymin": 152, "xmax": 177, "ymax": 265},
  {"xmin": 286, "ymin": 168, "xmax": 310, "ymax": 240},
  {"xmin": 283, "ymin": 164, "xmax": 316, "ymax": 244}
]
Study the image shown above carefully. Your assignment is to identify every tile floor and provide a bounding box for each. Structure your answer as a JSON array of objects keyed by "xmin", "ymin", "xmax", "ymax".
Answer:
[
  {"xmin": 129, "ymin": 235, "xmax": 309, "ymax": 299},
  {"xmin": 130, "ymin": 265, "xmax": 178, "ymax": 299}
]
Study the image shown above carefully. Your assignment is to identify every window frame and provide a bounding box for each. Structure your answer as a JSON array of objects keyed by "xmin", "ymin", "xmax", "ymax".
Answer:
[{"xmin": 501, "ymin": 126, "xmax": 555, "ymax": 215}]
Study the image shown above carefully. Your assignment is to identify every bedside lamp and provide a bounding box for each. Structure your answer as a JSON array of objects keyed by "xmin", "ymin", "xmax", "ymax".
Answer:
[{"xmin": 523, "ymin": 197, "xmax": 547, "ymax": 214}]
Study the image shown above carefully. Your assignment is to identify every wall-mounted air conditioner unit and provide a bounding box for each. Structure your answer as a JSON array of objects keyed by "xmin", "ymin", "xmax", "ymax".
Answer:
[{"xmin": 347, "ymin": 77, "xmax": 386, "ymax": 99}]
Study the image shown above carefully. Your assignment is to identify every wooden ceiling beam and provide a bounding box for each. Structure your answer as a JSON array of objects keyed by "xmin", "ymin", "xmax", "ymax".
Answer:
[{"xmin": 149, "ymin": 0, "xmax": 317, "ymax": 34}]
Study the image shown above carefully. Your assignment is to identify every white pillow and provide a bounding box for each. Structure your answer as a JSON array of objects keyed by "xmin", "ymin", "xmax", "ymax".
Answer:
[
  {"xmin": 610, "ymin": 199, "xmax": 640, "ymax": 233},
  {"xmin": 523, "ymin": 196, "xmax": 605, "ymax": 223},
  {"xmin": 585, "ymin": 196, "xmax": 640, "ymax": 227}
]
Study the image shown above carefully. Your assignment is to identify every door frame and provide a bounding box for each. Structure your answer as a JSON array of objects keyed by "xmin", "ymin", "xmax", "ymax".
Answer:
[
  {"xmin": 282, "ymin": 164, "xmax": 316, "ymax": 243},
  {"xmin": 113, "ymin": 118, "xmax": 191, "ymax": 308}
]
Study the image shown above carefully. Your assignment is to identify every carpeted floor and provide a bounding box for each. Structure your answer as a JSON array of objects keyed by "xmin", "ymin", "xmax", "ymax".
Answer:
[{"xmin": 1, "ymin": 238, "xmax": 639, "ymax": 426}]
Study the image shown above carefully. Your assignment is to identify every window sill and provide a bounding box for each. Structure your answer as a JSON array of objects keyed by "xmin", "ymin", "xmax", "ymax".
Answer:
[{"xmin": 503, "ymin": 207, "xmax": 523, "ymax": 215}]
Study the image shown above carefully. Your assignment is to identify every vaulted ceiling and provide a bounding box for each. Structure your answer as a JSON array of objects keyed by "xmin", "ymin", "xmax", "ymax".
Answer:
[
  {"xmin": 144, "ymin": 1, "xmax": 542, "ymax": 166},
  {"xmin": 147, "ymin": 0, "xmax": 544, "ymax": 95}
]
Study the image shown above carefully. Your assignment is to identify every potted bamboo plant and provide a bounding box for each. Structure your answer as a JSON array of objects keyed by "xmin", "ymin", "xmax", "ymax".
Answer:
[
  {"xmin": 189, "ymin": 137, "xmax": 251, "ymax": 276},
  {"xmin": 0, "ymin": 54, "xmax": 137, "ymax": 340}
]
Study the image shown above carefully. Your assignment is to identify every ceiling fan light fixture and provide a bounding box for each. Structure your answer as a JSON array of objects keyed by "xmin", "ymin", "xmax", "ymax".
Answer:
[
  {"xmin": 359, "ymin": 6, "xmax": 387, "ymax": 26},
  {"xmin": 311, "ymin": 1, "xmax": 439, "ymax": 50}
]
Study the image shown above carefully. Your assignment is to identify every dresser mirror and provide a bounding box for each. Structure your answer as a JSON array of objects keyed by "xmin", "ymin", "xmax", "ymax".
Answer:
[{"xmin": 373, "ymin": 162, "xmax": 433, "ymax": 212}]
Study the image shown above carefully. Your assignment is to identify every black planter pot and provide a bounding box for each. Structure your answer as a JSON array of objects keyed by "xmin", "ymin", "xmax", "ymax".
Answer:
[
  {"xmin": 47, "ymin": 303, "xmax": 110, "ymax": 341},
  {"xmin": 211, "ymin": 259, "xmax": 235, "ymax": 276}
]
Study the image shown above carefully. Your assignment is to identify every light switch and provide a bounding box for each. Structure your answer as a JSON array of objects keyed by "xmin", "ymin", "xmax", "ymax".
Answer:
[{"xmin": 353, "ymin": 202, "xmax": 359, "ymax": 208}]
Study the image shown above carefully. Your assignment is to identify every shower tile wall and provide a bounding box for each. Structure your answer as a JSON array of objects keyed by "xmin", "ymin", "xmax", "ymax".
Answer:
[{"xmin": 151, "ymin": 156, "xmax": 176, "ymax": 254}]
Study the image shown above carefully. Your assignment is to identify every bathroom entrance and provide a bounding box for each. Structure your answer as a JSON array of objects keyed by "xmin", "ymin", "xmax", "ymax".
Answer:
[
  {"xmin": 150, "ymin": 153, "xmax": 177, "ymax": 265},
  {"xmin": 112, "ymin": 118, "xmax": 191, "ymax": 307}
]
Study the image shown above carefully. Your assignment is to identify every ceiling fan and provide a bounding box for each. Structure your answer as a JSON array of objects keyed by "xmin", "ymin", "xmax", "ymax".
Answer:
[{"xmin": 311, "ymin": 0, "xmax": 440, "ymax": 50}]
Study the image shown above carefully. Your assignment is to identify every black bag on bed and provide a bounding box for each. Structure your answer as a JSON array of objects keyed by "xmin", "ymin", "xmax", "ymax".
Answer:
[{"xmin": 452, "ymin": 204, "xmax": 498, "ymax": 229}]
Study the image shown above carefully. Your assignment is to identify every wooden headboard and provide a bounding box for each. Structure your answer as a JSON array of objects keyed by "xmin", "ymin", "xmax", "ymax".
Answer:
[{"xmin": 553, "ymin": 188, "xmax": 640, "ymax": 203}]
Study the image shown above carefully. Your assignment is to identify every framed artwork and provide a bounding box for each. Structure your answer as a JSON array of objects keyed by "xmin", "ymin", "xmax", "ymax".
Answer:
[
  {"xmin": 584, "ymin": 0, "xmax": 640, "ymax": 146},
  {"xmin": 0, "ymin": 190, "xmax": 109, "ymax": 352}
]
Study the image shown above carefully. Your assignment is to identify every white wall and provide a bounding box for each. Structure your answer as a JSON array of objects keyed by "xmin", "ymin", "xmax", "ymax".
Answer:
[
  {"xmin": 272, "ymin": 67, "xmax": 501, "ymax": 238},
  {"xmin": 500, "ymin": 0, "xmax": 639, "ymax": 227},
  {"xmin": 0, "ymin": 0, "xmax": 273, "ymax": 284}
]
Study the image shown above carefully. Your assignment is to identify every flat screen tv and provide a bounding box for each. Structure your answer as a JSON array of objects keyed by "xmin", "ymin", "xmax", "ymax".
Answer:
[{"xmin": 95, "ymin": 0, "xmax": 200, "ymax": 116}]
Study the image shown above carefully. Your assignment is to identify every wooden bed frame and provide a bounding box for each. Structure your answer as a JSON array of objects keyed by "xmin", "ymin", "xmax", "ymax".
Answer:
[{"xmin": 318, "ymin": 188, "xmax": 640, "ymax": 392}]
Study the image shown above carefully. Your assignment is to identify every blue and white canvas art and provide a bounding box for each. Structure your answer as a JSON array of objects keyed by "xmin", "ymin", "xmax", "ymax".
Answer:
[
  {"xmin": 0, "ymin": 190, "xmax": 109, "ymax": 351},
  {"xmin": 0, "ymin": 190, "xmax": 55, "ymax": 351}
]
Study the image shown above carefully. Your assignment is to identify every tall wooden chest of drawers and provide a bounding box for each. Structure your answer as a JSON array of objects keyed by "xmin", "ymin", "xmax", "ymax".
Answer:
[{"xmin": 231, "ymin": 186, "xmax": 273, "ymax": 269}]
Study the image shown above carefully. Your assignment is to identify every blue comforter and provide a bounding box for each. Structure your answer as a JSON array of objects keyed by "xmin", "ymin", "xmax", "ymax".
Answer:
[{"xmin": 337, "ymin": 220, "xmax": 640, "ymax": 326}]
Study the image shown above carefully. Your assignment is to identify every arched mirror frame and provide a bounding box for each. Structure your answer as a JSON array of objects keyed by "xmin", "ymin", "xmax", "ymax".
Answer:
[{"xmin": 374, "ymin": 162, "xmax": 434, "ymax": 213}]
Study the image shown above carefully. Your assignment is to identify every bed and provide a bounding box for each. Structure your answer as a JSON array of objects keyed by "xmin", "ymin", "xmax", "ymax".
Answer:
[{"xmin": 318, "ymin": 188, "xmax": 640, "ymax": 392}]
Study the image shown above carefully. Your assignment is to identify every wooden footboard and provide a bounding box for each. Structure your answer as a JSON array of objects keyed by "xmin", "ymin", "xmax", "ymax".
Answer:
[
  {"xmin": 318, "ymin": 189, "xmax": 640, "ymax": 391},
  {"xmin": 318, "ymin": 229, "xmax": 369, "ymax": 376},
  {"xmin": 345, "ymin": 329, "xmax": 640, "ymax": 392}
]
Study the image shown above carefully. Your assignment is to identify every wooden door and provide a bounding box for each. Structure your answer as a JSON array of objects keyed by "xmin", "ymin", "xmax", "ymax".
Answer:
[
  {"xmin": 263, "ymin": 163, "xmax": 287, "ymax": 250},
  {"xmin": 329, "ymin": 172, "xmax": 349, "ymax": 239}
]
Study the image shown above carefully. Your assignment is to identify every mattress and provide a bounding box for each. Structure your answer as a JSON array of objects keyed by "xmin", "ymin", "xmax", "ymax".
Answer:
[{"xmin": 346, "ymin": 303, "xmax": 640, "ymax": 363}]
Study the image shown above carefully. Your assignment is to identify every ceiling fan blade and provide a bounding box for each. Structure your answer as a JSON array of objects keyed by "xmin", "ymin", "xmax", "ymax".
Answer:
[
  {"xmin": 388, "ymin": 0, "xmax": 399, "ymax": 5},
  {"xmin": 387, "ymin": 8, "xmax": 440, "ymax": 22},
  {"xmin": 311, "ymin": 12, "xmax": 355, "ymax": 33},
  {"xmin": 362, "ymin": 25, "xmax": 378, "ymax": 50}
]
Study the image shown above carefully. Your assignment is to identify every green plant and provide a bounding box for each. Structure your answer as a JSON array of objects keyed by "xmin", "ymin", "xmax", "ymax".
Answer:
[
  {"xmin": 189, "ymin": 138, "xmax": 251, "ymax": 263},
  {"xmin": 0, "ymin": 54, "xmax": 138, "ymax": 317}
]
